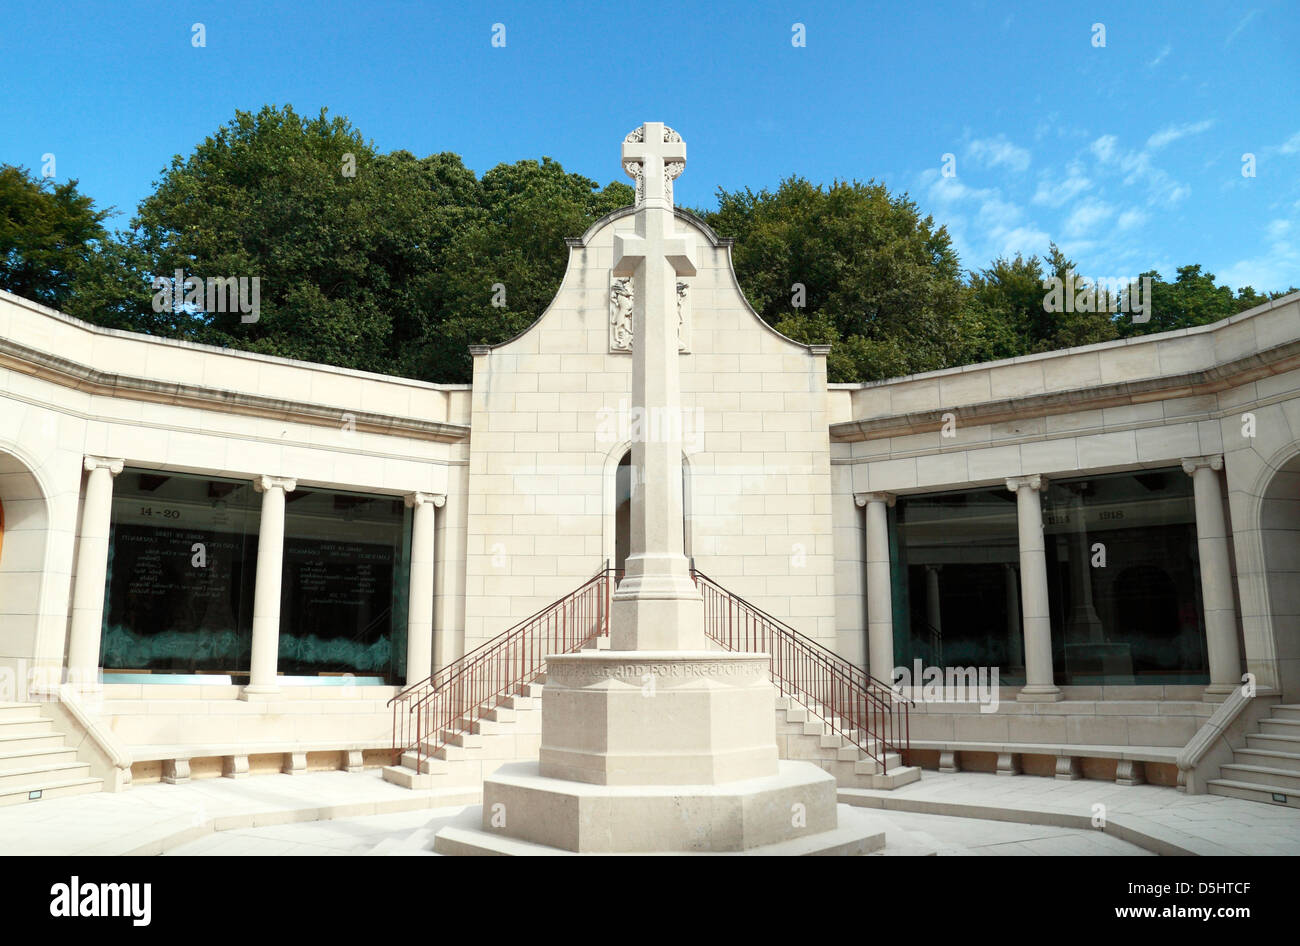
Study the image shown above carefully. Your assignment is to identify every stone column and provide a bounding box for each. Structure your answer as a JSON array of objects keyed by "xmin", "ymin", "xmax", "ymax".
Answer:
[
  {"xmin": 1006, "ymin": 476, "xmax": 1061, "ymax": 701},
  {"xmin": 243, "ymin": 475, "xmax": 295, "ymax": 699},
  {"xmin": 404, "ymin": 491, "xmax": 445, "ymax": 686},
  {"xmin": 1003, "ymin": 563, "xmax": 1023, "ymax": 668},
  {"xmin": 66, "ymin": 456, "xmax": 124, "ymax": 681},
  {"xmin": 925, "ymin": 564, "xmax": 943, "ymax": 664},
  {"xmin": 1182, "ymin": 456, "xmax": 1242, "ymax": 699},
  {"xmin": 857, "ymin": 492, "xmax": 895, "ymax": 684}
]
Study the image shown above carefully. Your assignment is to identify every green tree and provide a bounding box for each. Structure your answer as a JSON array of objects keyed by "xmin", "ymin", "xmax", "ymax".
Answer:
[
  {"xmin": 706, "ymin": 177, "xmax": 967, "ymax": 382},
  {"xmin": 1120, "ymin": 264, "xmax": 1298, "ymax": 337},
  {"xmin": 415, "ymin": 158, "xmax": 632, "ymax": 381},
  {"xmin": 0, "ymin": 165, "xmax": 111, "ymax": 310},
  {"xmin": 133, "ymin": 104, "xmax": 408, "ymax": 370}
]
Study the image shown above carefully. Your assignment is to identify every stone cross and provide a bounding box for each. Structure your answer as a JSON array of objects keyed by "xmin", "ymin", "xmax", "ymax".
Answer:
[{"xmin": 609, "ymin": 122, "xmax": 704, "ymax": 651}]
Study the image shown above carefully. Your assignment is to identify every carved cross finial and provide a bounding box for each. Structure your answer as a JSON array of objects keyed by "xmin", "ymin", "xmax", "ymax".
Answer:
[{"xmin": 622, "ymin": 122, "xmax": 686, "ymax": 208}]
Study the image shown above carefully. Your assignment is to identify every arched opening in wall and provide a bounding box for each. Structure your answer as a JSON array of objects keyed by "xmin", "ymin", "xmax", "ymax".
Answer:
[
  {"xmin": 614, "ymin": 450, "xmax": 690, "ymax": 581},
  {"xmin": 0, "ymin": 450, "xmax": 50, "ymax": 691},
  {"xmin": 1261, "ymin": 451, "xmax": 1300, "ymax": 701}
]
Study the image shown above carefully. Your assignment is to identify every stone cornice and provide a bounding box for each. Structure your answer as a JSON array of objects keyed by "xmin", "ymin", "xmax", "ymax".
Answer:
[
  {"xmin": 829, "ymin": 338, "xmax": 1300, "ymax": 443},
  {"xmin": 0, "ymin": 336, "xmax": 470, "ymax": 444}
]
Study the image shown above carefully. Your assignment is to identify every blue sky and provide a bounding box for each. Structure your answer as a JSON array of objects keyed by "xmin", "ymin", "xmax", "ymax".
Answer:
[{"xmin": 3, "ymin": 0, "xmax": 1298, "ymax": 291}]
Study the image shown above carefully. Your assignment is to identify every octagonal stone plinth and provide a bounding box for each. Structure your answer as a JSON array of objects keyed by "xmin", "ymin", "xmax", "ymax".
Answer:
[
  {"xmin": 538, "ymin": 652, "xmax": 778, "ymax": 786},
  {"xmin": 463, "ymin": 760, "xmax": 844, "ymax": 853}
]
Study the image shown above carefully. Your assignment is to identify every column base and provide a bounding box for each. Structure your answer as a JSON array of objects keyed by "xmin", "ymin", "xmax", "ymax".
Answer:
[
  {"xmin": 1201, "ymin": 683, "xmax": 1238, "ymax": 702},
  {"xmin": 239, "ymin": 685, "xmax": 281, "ymax": 701},
  {"xmin": 1016, "ymin": 685, "xmax": 1063, "ymax": 703}
]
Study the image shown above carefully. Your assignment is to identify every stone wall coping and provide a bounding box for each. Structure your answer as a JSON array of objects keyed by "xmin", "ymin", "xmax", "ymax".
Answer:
[
  {"xmin": 908, "ymin": 739, "xmax": 1182, "ymax": 761},
  {"xmin": 827, "ymin": 288, "xmax": 1300, "ymax": 391},
  {"xmin": 831, "ymin": 336, "xmax": 1300, "ymax": 442},
  {"xmin": 129, "ymin": 739, "xmax": 392, "ymax": 762},
  {"xmin": 0, "ymin": 289, "xmax": 471, "ymax": 392},
  {"xmin": 0, "ymin": 331, "xmax": 470, "ymax": 444}
]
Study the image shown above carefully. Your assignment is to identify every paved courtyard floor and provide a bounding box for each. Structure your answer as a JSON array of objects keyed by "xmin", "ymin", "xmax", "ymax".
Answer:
[{"xmin": 0, "ymin": 769, "xmax": 1296, "ymax": 856}]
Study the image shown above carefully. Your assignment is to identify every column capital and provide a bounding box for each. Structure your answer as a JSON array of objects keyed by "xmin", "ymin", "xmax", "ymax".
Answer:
[
  {"xmin": 854, "ymin": 491, "xmax": 895, "ymax": 508},
  {"xmin": 1181, "ymin": 454, "xmax": 1224, "ymax": 475},
  {"xmin": 405, "ymin": 491, "xmax": 447, "ymax": 509},
  {"xmin": 254, "ymin": 475, "xmax": 297, "ymax": 494},
  {"xmin": 83, "ymin": 456, "xmax": 124, "ymax": 476},
  {"xmin": 1006, "ymin": 474, "xmax": 1047, "ymax": 493},
  {"xmin": 925, "ymin": 563, "xmax": 944, "ymax": 574}
]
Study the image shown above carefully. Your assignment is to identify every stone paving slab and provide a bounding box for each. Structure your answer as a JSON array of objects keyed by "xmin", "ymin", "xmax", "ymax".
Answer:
[
  {"xmin": 2, "ymin": 768, "xmax": 1296, "ymax": 856},
  {"xmin": 0, "ymin": 771, "xmax": 481, "ymax": 856},
  {"xmin": 839, "ymin": 771, "xmax": 1300, "ymax": 856}
]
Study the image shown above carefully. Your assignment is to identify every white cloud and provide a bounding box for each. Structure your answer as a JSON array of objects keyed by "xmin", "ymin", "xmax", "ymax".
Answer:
[
  {"xmin": 1226, "ymin": 9, "xmax": 1259, "ymax": 45},
  {"xmin": 1147, "ymin": 44, "xmax": 1172, "ymax": 68},
  {"xmin": 1091, "ymin": 135, "xmax": 1119, "ymax": 163},
  {"xmin": 1117, "ymin": 209, "xmax": 1148, "ymax": 230},
  {"xmin": 1277, "ymin": 131, "xmax": 1300, "ymax": 155},
  {"xmin": 1146, "ymin": 119, "xmax": 1214, "ymax": 150},
  {"xmin": 1089, "ymin": 135, "xmax": 1192, "ymax": 207},
  {"xmin": 1063, "ymin": 199, "xmax": 1115, "ymax": 237},
  {"xmin": 967, "ymin": 136, "xmax": 1031, "ymax": 173},
  {"xmin": 1032, "ymin": 173, "xmax": 1092, "ymax": 208},
  {"xmin": 1218, "ymin": 214, "xmax": 1300, "ymax": 292}
]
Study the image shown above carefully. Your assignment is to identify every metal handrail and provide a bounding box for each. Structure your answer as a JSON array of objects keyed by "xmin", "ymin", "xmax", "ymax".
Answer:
[
  {"xmin": 690, "ymin": 566, "xmax": 911, "ymax": 772},
  {"xmin": 389, "ymin": 563, "xmax": 614, "ymax": 774}
]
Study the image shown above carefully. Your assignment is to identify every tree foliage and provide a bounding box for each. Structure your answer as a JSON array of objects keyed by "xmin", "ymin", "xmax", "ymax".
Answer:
[
  {"xmin": 1, "ymin": 105, "xmax": 1293, "ymax": 385},
  {"xmin": 0, "ymin": 165, "xmax": 112, "ymax": 311},
  {"xmin": 705, "ymin": 177, "xmax": 968, "ymax": 381}
]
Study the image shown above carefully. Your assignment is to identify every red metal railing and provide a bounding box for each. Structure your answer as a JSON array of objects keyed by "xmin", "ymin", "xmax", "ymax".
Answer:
[
  {"xmin": 691, "ymin": 566, "xmax": 911, "ymax": 773},
  {"xmin": 389, "ymin": 564, "xmax": 614, "ymax": 775}
]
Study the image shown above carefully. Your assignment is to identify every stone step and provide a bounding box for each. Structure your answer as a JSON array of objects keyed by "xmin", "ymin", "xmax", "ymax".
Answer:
[
  {"xmin": 1207, "ymin": 779, "xmax": 1300, "ymax": 808},
  {"xmin": 0, "ymin": 761, "xmax": 92, "ymax": 791},
  {"xmin": 0, "ymin": 733, "xmax": 65, "ymax": 753},
  {"xmin": 433, "ymin": 744, "xmax": 469, "ymax": 762},
  {"xmin": 0, "ymin": 703, "xmax": 42, "ymax": 722},
  {"xmin": 854, "ymin": 754, "xmax": 904, "ymax": 775},
  {"xmin": 1245, "ymin": 732, "xmax": 1300, "ymax": 754},
  {"xmin": 382, "ymin": 764, "xmax": 438, "ymax": 790},
  {"xmin": 1219, "ymin": 763, "xmax": 1300, "ymax": 793},
  {"xmin": 0, "ymin": 776, "xmax": 102, "ymax": 808},
  {"xmin": 0, "ymin": 746, "xmax": 78, "ymax": 772},
  {"xmin": 1259, "ymin": 718, "xmax": 1300, "ymax": 736},
  {"xmin": 1234, "ymin": 748, "xmax": 1300, "ymax": 773},
  {"xmin": 440, "ymin": 730, "xmax": 483, "ymax": 749},
  {"xmin": 498, "ymin": 695, "xmax": 540, "ymax": 711},
  {"xmin": 1270, "ymin": 705, "xmax": 1300, "ymax": 721},
  {"xmin": 481, "ymin": 706, "xmax": 518, "ymax": 724},
  {"xmin": 0, "ymin": 718, "xmax": 56, "ymax": 738}
]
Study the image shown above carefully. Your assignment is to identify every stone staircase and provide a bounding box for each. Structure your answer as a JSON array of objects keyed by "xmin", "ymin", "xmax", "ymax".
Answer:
[
  {"xmin": 774, "ymin": 695, "xmax": 921, "ymax": 790},
  {"xmin": 1209, "ymin": 703, "xmax": 1300, "ymax": 808},
  {"xmin": 383, "ymin": 675, "xmax": 922, "ymax": 792},
  {"xmin": 0, "ymin": 702, "xmax": 103, "ymax": 806}
]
